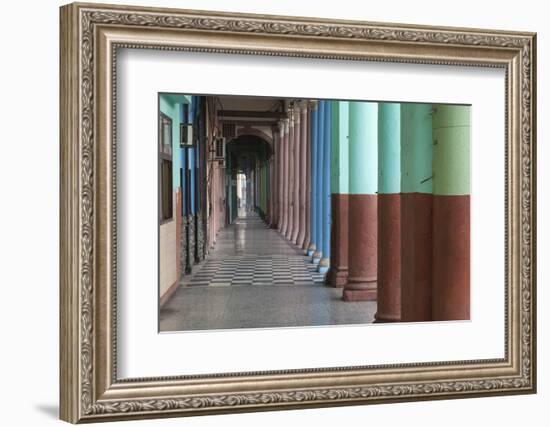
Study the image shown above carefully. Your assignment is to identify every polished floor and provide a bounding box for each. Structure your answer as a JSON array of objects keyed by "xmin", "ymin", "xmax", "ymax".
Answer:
[{"xmin": 160, "ymin": 211, "xmax": 376, "ymax": 331}]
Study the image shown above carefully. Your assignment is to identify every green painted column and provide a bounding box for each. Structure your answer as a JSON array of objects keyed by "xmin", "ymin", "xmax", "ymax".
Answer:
[
  {"xmin": 378, "ymin": 103, "xmax": 401, "ymax": 193},
  {"xmin": 349, "ymin": 103, "xmax": 378, "ymax": 194},
  {"xmin": 376, "ymin": 103, "xmax": 434, "ymax": 321},
  {"xmin": 401, "ymin": 104, "xmax": 433, "ymax": 194},
  {"xmin": 432, "ymin": 104, "xmax": 471, "ymax": 321},
  {"xmin": 432, "ymin": 106, "xmax": 470, "ymax": 195},
  {"xmin": 376, "ymin": 103, "xmax": 401, "ymax": 319},
  {"xmin": 330, "ymin": 101, "xmax": 349, "ymax": 195},
  {"xmin": 399, "ymin": 104, "xmax": 433, "ymax": 321},
  {"xmin": 327, "ymin": 100, "xmax": 349, "ymax": 287},
  {"xmin": 343, "ymin": 101, "xmax": 378, "ymax": 301}
]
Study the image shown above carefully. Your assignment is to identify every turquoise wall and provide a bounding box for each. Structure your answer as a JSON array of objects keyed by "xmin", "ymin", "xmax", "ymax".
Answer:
[{"xmin": 159, "ymin": 94, "xmax": 191, "ymax": 188}]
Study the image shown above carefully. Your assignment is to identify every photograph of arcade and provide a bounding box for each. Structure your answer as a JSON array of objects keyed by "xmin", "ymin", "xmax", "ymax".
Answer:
[{"xmin": 158, "ymin": 93, "xmax": 470, "ymax": 332}]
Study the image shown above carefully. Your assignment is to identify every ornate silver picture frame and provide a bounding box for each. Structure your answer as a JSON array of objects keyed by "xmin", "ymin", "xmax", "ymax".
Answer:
[{"xmin": 60, "ymin": 2, "xmax": 536, "ymax": 423}]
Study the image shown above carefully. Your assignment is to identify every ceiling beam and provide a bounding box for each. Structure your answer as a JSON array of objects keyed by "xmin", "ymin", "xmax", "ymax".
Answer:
[
  {"xmin": 221, "ymin": 120, "xmax": 278, "ymax": 127},
  {"xmin": 217, "ymin": 110, "xmax": 286, "ymax": 119}
]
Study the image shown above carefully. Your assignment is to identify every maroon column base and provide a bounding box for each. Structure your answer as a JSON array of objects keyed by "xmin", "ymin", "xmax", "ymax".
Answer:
[
  {"xmin": 375, "ymin": 194, "xmax": 401, "ymax": 322},
  {"xmin": 344, "ymin": 195, "xmax": 377, "ymax": 302},
  {"xmin": 373, "ymin": 314, "xmax": 402, "ymax": 323},
  {"xmin": 342, "ymin": 282, "xmax": 377, "ymax": 301},
  {"xmin": 327, "ymin": 194, "xmax": 349, "ymax": 288},
  {"xmin": 374, "ymin": 307, "xmax": 400, "ymax": 321},
  {"xmin": 374, "ymin": 306, "xmax": 400, "ymax": 321},
  {"xmin": 432, "ymin": 195, "xmax": 470, "ymax": 321},
  {"xmin": 327, "ymin": 268, "xmax": 348, "ymax": 288},
  {"xmin": 401, "ymin": 193, "xmax": 433, "ymax": 322}
]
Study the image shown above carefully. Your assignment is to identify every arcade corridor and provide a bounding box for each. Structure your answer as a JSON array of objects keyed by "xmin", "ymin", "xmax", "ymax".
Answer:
[
  {"xmin": 160, "ymin": 211, "xmax": 376, "ymax": 331},
  {"xmin": 158, "ymin": 93, "xmax": 471, "ymax": 331}
]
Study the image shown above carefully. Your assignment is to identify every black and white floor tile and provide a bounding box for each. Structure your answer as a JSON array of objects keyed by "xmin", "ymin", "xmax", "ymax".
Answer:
[{"xmin": 188, "ymin": 255, "xmax": 326, "ymax": 287}]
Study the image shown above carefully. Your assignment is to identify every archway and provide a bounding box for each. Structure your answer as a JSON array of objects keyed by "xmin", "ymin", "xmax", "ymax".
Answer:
[{"xmin": 226, "ymin": 134, "xmax": 272, "ymax": 224}]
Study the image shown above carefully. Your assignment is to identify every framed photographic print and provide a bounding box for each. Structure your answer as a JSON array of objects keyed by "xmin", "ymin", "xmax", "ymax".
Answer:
[{"xmin": 59, "ymin": 2, "xmax": 537, "ymax": 423}]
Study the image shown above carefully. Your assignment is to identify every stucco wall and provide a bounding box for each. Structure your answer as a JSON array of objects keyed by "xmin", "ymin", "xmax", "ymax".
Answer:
[{"xmin": 159, "ymin": 192, "xmax": 178, "ymax": 298}]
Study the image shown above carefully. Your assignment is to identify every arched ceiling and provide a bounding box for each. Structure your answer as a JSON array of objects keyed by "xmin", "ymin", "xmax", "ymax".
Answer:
[
  {"xmin": 215, "ymin": 95, "xmax": 288, "ymax": 138},
  {"xmin": 227, "ymin": 134, "xmax": 272, "ymax": 158}
]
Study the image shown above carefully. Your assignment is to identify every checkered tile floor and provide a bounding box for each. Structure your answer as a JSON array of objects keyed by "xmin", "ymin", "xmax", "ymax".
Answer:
[
  {"xmin": 184, "ymin": 211, "xmax": 326, "ymax": 287},
  {"xmin": 188, "ymin": 255, "xmax": 326, "ymax": 287}
]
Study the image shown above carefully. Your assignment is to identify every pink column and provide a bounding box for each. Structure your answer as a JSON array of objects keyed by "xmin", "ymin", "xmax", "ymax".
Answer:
[
  {"xmin": 206, "ymin": 137, "xmax": 212, "ymax": 250},
  {"xmin": 285, "ymin": 108, "xmax": 295, "ymax": 240},
  {"xmin": 297, "ymin": 101, "xmax": 308, "ymax": 247},
  {"xmin": 271, "ymin": 127, "xmax": 278, "ymax": 228},
  {"xmin": 212, "ymin": 162, "xmax": 218, "ymax": 245},
  {"xmin": 222, "ymin": 162, "xmax": 226, "ymax": 230},
  {"xmin": 277, "ymin": 122, "xmax": 284, "ymax": 232},
  {"xmin": 292, "ymin": 104, "xmax": 301, "ymax": 244},
  {"xmin": 216, "ymin": 163, "xmax": 221, "ymax": 238},
  {"xmin": 268, "ymin": 156, "xmax": 274, "ymax": 226},
  {"xmin": 303, "ymin": 102, "xmax": 313, "ymax": 252},
  {"xmin": 212, "ymin": 163, "xmax": 216, "ymax": 245},
  {"xmin": 281, "ymin": 118, "xmax": 290, "ymax": 236}
]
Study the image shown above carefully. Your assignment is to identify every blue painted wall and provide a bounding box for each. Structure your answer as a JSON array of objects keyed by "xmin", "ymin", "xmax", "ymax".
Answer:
[
  {"xmin": 321, "ymin": 100, "xmax": 332, "ymax": 263},
  {"xmin": 315, "ymin": 101, "xmax": 326, "ymax": 259},
  {"xmin": 159, "ymin": 93, "xmax": 196, "ymax": 216}
]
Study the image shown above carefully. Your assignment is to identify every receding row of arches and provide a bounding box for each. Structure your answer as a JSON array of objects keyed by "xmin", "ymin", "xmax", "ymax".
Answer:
[{"xmin": 159, "ymin": 93, "xmax": 471, "ymax": 325}]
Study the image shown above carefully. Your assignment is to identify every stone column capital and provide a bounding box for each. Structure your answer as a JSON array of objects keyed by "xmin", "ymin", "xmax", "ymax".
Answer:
[
  {"xmin": 288, "ymin": 104, "xmax": 296, "ymax": 127},
  {"xmin": 282, "ymin": 118, "xmax": 290, "ymax": 133},
  {"xmin": 294, "ymin": 103, "xmax": 301, "ymax": 126},
  {"xmin": 297, "ymin": 100, "xmax": 309, "ymax": 113}
]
